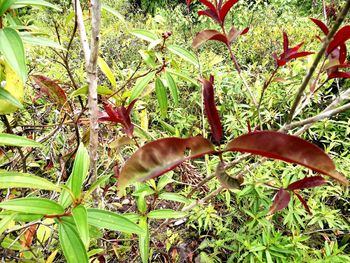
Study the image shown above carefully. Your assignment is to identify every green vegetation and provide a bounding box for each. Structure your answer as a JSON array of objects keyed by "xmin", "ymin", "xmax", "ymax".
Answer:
[{"xmin": 0, "ymin": 0, "xmax": 349, "ymax": 262}]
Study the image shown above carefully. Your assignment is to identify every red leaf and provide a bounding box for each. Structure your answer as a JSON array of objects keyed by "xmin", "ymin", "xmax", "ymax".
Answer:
[
  {"xmin": 293, "ymin": 191, "xmax": 312, "ymax": 215},
  {"xmin": 192, "ymin": 29, "xmax": 228, "ymax": 49},
  {"xmin": 328, "ymin": 71, "xmax": 350, "ymax": 79},
  {"xmin": 219, "ymin": 0, "xmax": 238, "ymax": 22},
  {"xmin": 288, "ymin": 51, "xmax": 315, "ymax": 60},
  {"xmin": 99, "ymin": 100, "xmax": 137, "ymax": 138},
  {"xmin": 198, "ymin": 9, "xmax": 220, "ymax": 24},
  {"xmin": 200, "ymin": 0, "xmax": 217, "ymax": 13},
  {"xmin": 310, "ymin": 18, "xmax": 329, "ymax": 35},
  {"xmin": 269, "ymin": 188, "xmax": 291, "ymax": 214},
  {"xmin": 118, "ymin": 137, "xmax": 216, "ymax": 193},
  {"xmin": 287, "ymin": 176, "xmax": 326, "ymax": 190},
  {"xmin": 227, "ymin": 26, "xmax": 249, "ymax": 43},
  {"xmin": 327, "ymin": 25, "xmax": 350, "ymax": 54},
  {"xmin": 224, "ymin": 131, "xmax": 348, "ymax": 187},
  {"xmin": 200, "ymin": 75, "xmax": 223, "ymax": 143},
  {"xmin": 32, "ymin": 75, "xmax": 67, "ymax": 107},
  {"xmin": 186, "ymin": 0, "xmax": 192, "ymax": 8}
]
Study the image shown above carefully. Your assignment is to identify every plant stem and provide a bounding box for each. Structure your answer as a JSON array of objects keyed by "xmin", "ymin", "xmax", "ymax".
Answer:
[{"xmin": 288, "ymin": 0, "xmax": 350, "ymax": 123}]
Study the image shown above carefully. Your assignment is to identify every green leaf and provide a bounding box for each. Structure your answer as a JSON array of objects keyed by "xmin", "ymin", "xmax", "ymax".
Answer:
[
  {"xmin": 0, "ymin": 198, "xmax": 64, "ymax": 215},
  {"xmin": 0, "ymin": 0, "xmax": 16, "ymax": 17},
  {"xmin": 85, "ymin": 174, "xmax": 112, "ymax": 198},
  {"xmin": 138, "ymin": 216, "xmax": 149, "ymax": 263},
  {"xmin": 101, "ymin": 4, "xmax": 125, "ymax": 23},
  {"xmin": 139, "ymin": 50, "xmax": 157, "ymax": 68},
  {"xmin": 87, "ymin": 208, "xmax": 144, "ymax": 235},
  {"xmin": 20, "ymin": 34, "xmax": 64, "ymax": 50},
  {"xmin": 166, "ymin": 68, "xmax": 200, "ymax": 86},
  {"xmin": 72, "ymin": 205, "xmax": 89, "ymax": 249},
  {"xmin": 0, "ymin": 213, "xmax": 16, "ymax": 236},
  {"xmin": 12, "ymin": 0, "xmax": 62, "ymax": 11},
  {"xmin": 0, "ymin": 88, "xmax": 23, "ymax": 109},
  {"xmin": 155, "ymin": 77, "xmax": 168, "ymax": 119},
  {"xmin": 0, "ymin": 27, "xmax": 26, "ymax": 83},
  {"xmin": 129, "ymin": 72, "xmax": 155, "ymax": 102},
  {"xmin": 58, "ymin": 221, "xmax": 88, "ymax": 263},
  {"xmin": 156, "ymin": 172, "xmax": 174, "ymax": 191},
  {"xmin": 98, "ymin": 57, "xmax": 116, "ymax": 88},
  {"xmin": 164, "ymin": 72, "xmax": 179, "ymax": 106},
  {"xmin": 123, "ymin": 213, "xmax": 141, "ymax": 223},
  {"xmin": 59, "ymin": 144, "xmax": 89, "ymax": 208},
  {"xmin": 167, "ymin": 45, "xmax": 198, "ymax": 67},
  {"xmin": 148, "ymin": 209, "xmax": 187, "ymax": 219},
  {"xmin": 70, "ymin": 85, "xmax": 114, "ymax": 98},
  {"xmin": 0, "ymin": 133, "xmax": 41, "ymax": 147},
  {"xmin": 130, "ymin": 29, "xmax": 158, "ymax": 42},
  {"xmin": 158, "ymin": 193, "xmax": 190, "ymax": 204},
  {"xmin": 0, "ymin": 171, "xmax": 60, "ymax": 191}
]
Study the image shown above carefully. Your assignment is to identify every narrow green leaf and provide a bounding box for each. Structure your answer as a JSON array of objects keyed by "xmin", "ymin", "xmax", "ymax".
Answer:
[
  {"xmin": 20, "ymin": 34, "xmax": 64, "ymax": 50},
  {"xmin": 98, "ymin": 57, "xmax": 116, "ymax": 88},
  {"xmin": 138, "ymin": 216, "xmax": 149, "ymax": 263},
  {"xmin": 101, "ymin": 4, "xmax": 125, "ymax": 23},
  {"xmin": 0, "ymin": 198, "xmax": 64, "ymax": 215},
  {"xmin": 0, "ymin": 213, "xmax": 16, "ymax": 236},
  {"xmin": 0, "ymin": 133, "xmax": 41, "ymax": 147},
  {"xmin": 72, "ymin": 205, "xmax": 89, "ymax": 249},
  {"xmin": 58, "ymin": 221, "xmax": 88, "ymax": 263},
  {"xmin": 148, "ymin": 209, "xmax": 187, "ymax": 219},
  {"xmin": 0, "ymin": 171, "xmax": 60, "ymax": 191},
  {"xmin": 0, "ymin": 27, "xmax": 26, "ymax": 83},
  {"xmin": 0, "ymin": 88, "xmax": 23, "ymax": 109},
  {"xmin": 158, "ymin": 193, "xmax": 190, "ymax": 204},
  {"xmin": 166, "ymin": 68, "xmax": 200, "ymax": 86},
  {"xmin": 70, "ymin": 85, "xmax": 114, "ymax": 98},
  {"xmin": 156, "ymin": 172, "xmax": 174, "ymax": 191},
  {"xmin": 164, "ymin": 72, "xmax": 179, "ymax": 106},
  {"xmin": 167, "ymin": 45, "xmax": 198, "ymax": 67},
  {"xmin": 87, "ymin": 208, "xmax": 144, "ymax": 235},
  {"xmin": 13, "ymin": 0, "xmax": 62, "ymax": 11},
  {"xmin": 85, "ymin": 174, "xmax": 112, "ymax": 198},
  {"xmin": 59, "ymin": 144, "xmax": 89, "ymax": 208},
  {"xmin": 0, "ymin": 0, "xmax": 16, "ymax": 18},
  {"xmin": 129, "ymin": 72, "xmax": 155, "ymax": 102},
  {"xmin": 155, "ymin": 78, "xmax": 168, "ymax": 119},
  {"xmin": 130, "ymin": 29, "xmax": 158, "ymax": 42}
]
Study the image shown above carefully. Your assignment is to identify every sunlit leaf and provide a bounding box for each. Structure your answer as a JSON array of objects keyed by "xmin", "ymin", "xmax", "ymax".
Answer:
[
  {"xmin": 12, "ymin": 0, "xmax": 61, "ymax": 11},
  {"xmin": 0, "ymin": 171, "xmax": 60, "ymax": 191},
  {"xmin": 192, "ymin": 29, "xmax": 228, "ymax": 49},
  {"xmin": 0, "ymin": 213, "xmax": 16, "ymax": 236},
  {"xmin": 0, "ymin": 198, "xmax": 64, "ymax": 215},
  {"xmin": 148, "ymin": 209, "xmax": 187, "ymax": 219},
  {"xmin": 98, "ymin": 57, "xmax": 116, "ymax": 88},
  {"xmin": 0, "ymin": 86, "xmax": 23, "ymax": 109},
  {"xmin": 87, "ymin": 209, "xmax": 144, "ymax": 235},
  {"xmin": 32, "ymin": 75, "xmax": 67, "ymax": 107},
  {"xmin": 0, "ymin": 133, "xmax": 41, "ymax": 147},
  {"xmin": 167, "ymin": 45, "xmax": 198, "ymax": 67},
  {"xmin": 138, "ymin": 216, "xmax": 149, "ymax": 263},
  {"xmin": 72, "ymin": 205, "xmax": 89, "ymax": 249},
  {"xmin": 58, "ymin": 221, "xmax": 88, "ymax": 263},
  {"xmin": 0, "ymin": 27, "xmax": 26, "ymax": 83},
  {"xmin": 129, "ymin": 72, "xmax": 155, "ymax": 102},
  {"xmin": 130, "ymin": 29, "xmax": 158, "ymax": 42}
]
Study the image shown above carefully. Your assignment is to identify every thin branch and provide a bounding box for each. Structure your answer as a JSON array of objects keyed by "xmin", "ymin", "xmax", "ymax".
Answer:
[{"xmin": 288, "ymin": 0, "xmax": 350, "ymax": 123}]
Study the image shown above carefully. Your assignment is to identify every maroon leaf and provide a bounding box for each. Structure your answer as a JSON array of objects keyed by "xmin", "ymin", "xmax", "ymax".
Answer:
[
  {"xmin": 200, "ymin": 0, "xmax": 217, "ymax": 13},
  {"xmin": 274, "ymin": 33, "xmax": 314, "ymax": 67},
  {"xmin": 192, "ymin": 29, "xmax": 228, "ymax": 49},
  {"xmin": 293, "ymin": 191, "xmax": 312, "ymax": 215},
  {"xmin": 310, "ymin": 18, "xmax": 329, "ymax": 35},
  {"xmin": 186, "ymin": 0, "xmax": 192, "ymax": 8},
  {"xmin": 118, "ymin": 137, "xmax": 216, "ymax": 193},
  {"xmin": 198, "ymin": 9, "xmax": 221, "ymax": 24},
  {"xmin": 328, "ymin": 71, "xmax": 350, "ymax": 79},
  {"xmin": 32, "ymin": 75, "xmax": 67, "ymax": 107},
  {"xmin": 227, "ymin": 26, "xmax": 249, "ymax": 43},
  {"xmin": 200, "ymin": 75, "xmax": 223, "ymax": 143},
  {"xmin": 99, "ymin": 100, "xmax": 137, "ymax": 138},
  {"xmin": 287, "ymin": 176, "xmax": 326, "ymax": 190},
  {"xmin": 224, "ymin": 131, "xmax": 348, "ymax": 187},
  {"xmin": 219, "ymin": 0, "xmax": 238, "ymax": 22},
  {"xmin": 269, "ymin": 188, "xmax": 291, "ymax": 214},
  {"xmin": 327, "ymin": 25, "xmax": 350, "ymax": 54}
]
